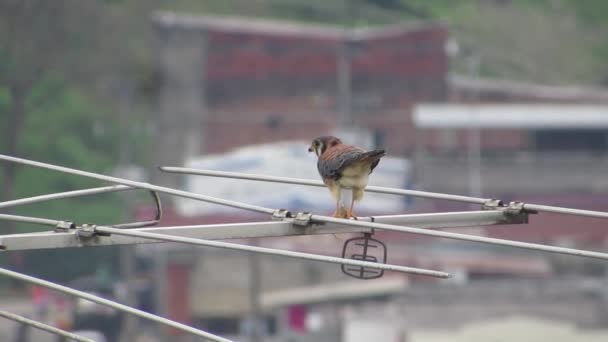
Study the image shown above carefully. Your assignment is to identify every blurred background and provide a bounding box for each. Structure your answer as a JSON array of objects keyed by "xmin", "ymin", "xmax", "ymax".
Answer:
[{"xmin": 2, "ymin": 0, "xmax": 608, "ymax": 341}]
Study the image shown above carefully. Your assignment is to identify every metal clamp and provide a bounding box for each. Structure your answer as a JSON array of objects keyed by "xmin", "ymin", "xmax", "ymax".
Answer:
[
  {"xmin": 483, "ymin": 199, "xmax": 505, "ymax": 210},
  {"xmin": 271, "ymin": 209, "xmax": 292, "ymax": 221},
  {"xmin": 76, "ymin": 224, "xmax": 111, "ymax": 238},
  {"xmin": 54, "ymin": 221, "xmax": 75, "ymax": 233},
  {"xmin": 293, "ymin": 212, "xmax": 313, "ymax": 227},
  {"xmin": 505, "ymin": 201, "xmax": 525, "ymax": 215},
  {"xmin": 76, "ymin": 224, "xmax": 96, "ymax": 238},
  {"xmin": 500, "ymin": 201, "xmax": 531, "ymax": 224}
]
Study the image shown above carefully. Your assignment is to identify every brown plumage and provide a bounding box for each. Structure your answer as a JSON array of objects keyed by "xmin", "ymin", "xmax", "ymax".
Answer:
[{"xmin": 308, "ymin": 136, "xmax": 385, "ymax": 219}]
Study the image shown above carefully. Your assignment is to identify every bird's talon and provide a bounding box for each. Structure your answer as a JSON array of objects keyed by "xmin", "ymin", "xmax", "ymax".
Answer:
[
  {"xmin": 332, "ymin": 209, "xmax": 348, "ymax": 219},
  {"xmin": 345, "ymin": 210, "xmax": 358, "ymax": 220}
]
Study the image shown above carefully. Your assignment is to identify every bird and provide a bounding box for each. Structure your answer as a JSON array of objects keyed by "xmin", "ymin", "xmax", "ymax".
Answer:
[{"xmin": 308, "ymin": 136, "xmax": 385, "ymax": 219}]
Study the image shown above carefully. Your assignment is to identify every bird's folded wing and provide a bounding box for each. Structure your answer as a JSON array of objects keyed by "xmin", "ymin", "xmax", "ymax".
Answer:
[{"xmin": 317, "ymin": 145, "xmax": 365, "ymax": 180}]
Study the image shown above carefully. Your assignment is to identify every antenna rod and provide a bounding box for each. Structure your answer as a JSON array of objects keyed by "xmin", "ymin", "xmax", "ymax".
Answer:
[
  {"xmin": 0, "ymin": 310, "xmax": 95, "ymax": 342},
  {"xmin": 0, "ymin": 267, "xmax": 233, "ymax": 342},
  {"xmin": 160, "ymin": 167, "xmax": 608, "ymax": 219},
  {"xmin": 0, "ymin": 185, "xmax": 131, "ymax": 209},
  {"xmin": 0, "ymin": 154, "xmax": 274, "ymax": 215},
  {"xmin": 93, "ymin": 225, "xmax": 451, "ymax": 278}
]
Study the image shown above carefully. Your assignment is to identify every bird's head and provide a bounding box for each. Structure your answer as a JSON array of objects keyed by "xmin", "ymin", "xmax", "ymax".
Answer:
[{"xmin": 308, "ymin": 136, "xmax": 342, "ymax": 157}]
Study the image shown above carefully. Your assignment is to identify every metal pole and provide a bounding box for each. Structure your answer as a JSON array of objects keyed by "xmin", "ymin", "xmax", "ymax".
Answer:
[
  {"xmin": 0, "ymin": 267, "xmax": 233, "ymax": 342},
  {"xmin": 153, "ymin": 244, "xmax": 169, "ymax": 339},
  {"xmin": 2, "ymin": 208, "xmax": 604, "ymax": 261},
  {"xmin": 0, "ymin": 213, "xmax": 64, "ymax": 227},
  {"xmin": 159, "ymin": 167, "xmax": 608, "ymax": 219},
  {"xmin": 0, "ymin": 210, "xmax": 527, "ymax": 252},
  {"xmin": 247, "ymin": 243, "xmax": 262, "ymax": 342},
  {"xmin": 0, "ymin": 221, "xmax": 363, "ymax": 251},
  {"xmin": 466, "ymin": 54, "xmax": 482, "ymax": 206},
  {"xmin": 0, "ymin": 185, "xmax": 131, "ymax": 209},
  {"xmin": 120, "ymin": 243, "xmax": 137, "ymax": 342},
  {"xmin": 159, "ymin": 167, "xmax": 489, "ymax": 205},
  {"xmin": 93, "ymin": 225, "xmax": 451, "ymax": 278},
  {"xmin": 0, "ymin": 310, "xmax": 95, "ymax": 342},
  {"xmin": 0, "ymin": 154, "xmax": 275, "ymax": 215},
  {"xmin": 117, "ymin": 81, "xmax": 138, "ymax": 342},
  {"xmin": 313, "ymin": 214, "xmax": 608, "ymax": 260},
  {"xmin": 337, "ymin": 38, "xmax": 353, "ymax": 128},
  {"xmin": 467, "ymin": 115, "xmax": 482, "ymax": 201},
  {"xmin": 521, "ymin": 203, "xmax": 608, "ymax": 219}
]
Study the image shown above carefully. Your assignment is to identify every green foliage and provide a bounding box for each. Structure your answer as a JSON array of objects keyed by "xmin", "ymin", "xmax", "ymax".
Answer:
[
  {"xmin": 157, "ymin": 0, "xmax": 608, "ymax": 85},
  {"xmin": 0, "ymin": 86, "xmax": 8, "ymax": 135},
  {"xmin": 1, "ymin": 76, "xmax": 123, "ymax": 228},
  {"xmin": 18, "ymin": 245, "xmax": 122, "ymax": 283},
  {"xmin": 567, "ymin": 0, "xmax": 608, "ymax": 28},
  {"xmin": 0, "ymin": 76, "xmax": 127, "ymax": 282}
]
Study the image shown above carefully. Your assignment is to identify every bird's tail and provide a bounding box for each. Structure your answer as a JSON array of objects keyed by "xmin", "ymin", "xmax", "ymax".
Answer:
[{"xmin": 361, "ymin": 149, "xmax": 385, "ymax": 162}]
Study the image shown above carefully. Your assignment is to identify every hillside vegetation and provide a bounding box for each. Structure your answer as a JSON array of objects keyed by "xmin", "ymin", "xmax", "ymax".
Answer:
[{"xmin": 161, "ymin": 0, "xmax": 608, "ymax": 85}]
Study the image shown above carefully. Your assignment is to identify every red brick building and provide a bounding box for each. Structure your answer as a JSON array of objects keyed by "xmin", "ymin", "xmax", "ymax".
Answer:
[{"xmin": 152, "ymin": 13, "xmax": 448, "ymax": 180}]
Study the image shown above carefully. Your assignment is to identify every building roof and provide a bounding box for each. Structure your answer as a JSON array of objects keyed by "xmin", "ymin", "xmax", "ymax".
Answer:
[
  {"xmin": 152, "ymin": 11, "xmax": 445, "ymax": 40},
  {"xmin": 261, "ymin": 277, "xmax": 409, "ymax": 308},
  {"xmin": 413, "ymin": 103, "xmax": 608, "ymax": 129},
  {"xmin": 450, "ymin": 74, "xmax": 608, "ymax": 102}
]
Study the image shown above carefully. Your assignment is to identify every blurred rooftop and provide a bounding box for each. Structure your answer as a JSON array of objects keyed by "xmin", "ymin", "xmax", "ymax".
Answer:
[{"xmin": 152, "ymin": 11, "xmax": 445, "ymax": 40}]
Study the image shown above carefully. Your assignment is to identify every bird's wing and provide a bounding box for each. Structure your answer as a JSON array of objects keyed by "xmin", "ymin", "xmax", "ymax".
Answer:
[
  {"xmin": 366, "ymin": 149, "xmax": 385, "ymax": 173},
  {"xmin": 317, "ymin": 145, "xmax": 366, "ymax": 181}
]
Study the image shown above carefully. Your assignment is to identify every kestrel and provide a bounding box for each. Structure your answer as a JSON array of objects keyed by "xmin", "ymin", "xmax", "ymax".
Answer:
[{"xmin": 308, "ymin": 136, "xmax": 385, "ymax": 219}]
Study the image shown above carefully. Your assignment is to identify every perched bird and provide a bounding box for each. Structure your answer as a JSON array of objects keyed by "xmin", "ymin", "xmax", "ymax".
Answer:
[{"xmin": 308, "ymin": 136, "xmax": 385, "ymax": 219}]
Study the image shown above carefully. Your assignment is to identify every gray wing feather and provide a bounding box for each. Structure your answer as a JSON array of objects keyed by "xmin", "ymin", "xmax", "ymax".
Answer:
[{"xmin": 317, "ymin": 150, "xmax": 365, "ymax": 181}]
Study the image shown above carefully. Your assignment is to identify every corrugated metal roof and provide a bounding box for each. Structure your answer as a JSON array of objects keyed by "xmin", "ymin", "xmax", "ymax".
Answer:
[{"xmin": 414, "ymin": 103, "xmax": 608, "ymax": 128}]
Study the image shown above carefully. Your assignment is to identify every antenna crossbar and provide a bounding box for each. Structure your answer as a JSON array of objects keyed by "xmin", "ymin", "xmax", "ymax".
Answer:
[
  {"xmin": 0, "ymin": 210, "xmax": 522, "ymax": 251},
  {"xmin": 0, "ymin": 185, "xmax": 131, "ymax": 209}
]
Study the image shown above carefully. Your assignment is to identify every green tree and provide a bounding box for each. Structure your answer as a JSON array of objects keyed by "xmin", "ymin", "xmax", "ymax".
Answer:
[
  {"xmin": 0, "ymin": 0, "xmax": 105, "ymax": 219},
  {"xmin": 0, "ymin": 0, "xmax": 128, "ymax": 282}
]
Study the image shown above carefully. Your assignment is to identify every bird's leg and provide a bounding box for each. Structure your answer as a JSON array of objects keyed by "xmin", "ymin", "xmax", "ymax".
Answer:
[
  {"xmin": 331, "ymin": 187, "xmax": 348, "ymax": 218},
  {"xmin": 346, "ymin": 198, "xmax": 358, "ymax": 220},
  {"xmin": 333, "ymin": 201, "xmax": 347, "ymax": 218},
  {"xmin": 334, "ymin": 200, "xmax": 342, "ymax": 217}
]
